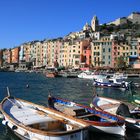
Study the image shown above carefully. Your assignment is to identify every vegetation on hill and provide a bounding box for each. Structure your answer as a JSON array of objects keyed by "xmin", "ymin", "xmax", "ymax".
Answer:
[{"xmin": 99, "ymin": 21, "xmax": 140, "ymax": 37}]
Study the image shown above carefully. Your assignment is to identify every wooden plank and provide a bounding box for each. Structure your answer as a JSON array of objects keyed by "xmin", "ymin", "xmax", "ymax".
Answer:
[{"xmin": 77, "ymin": 114, "xmax": 94, "ymax": 118}]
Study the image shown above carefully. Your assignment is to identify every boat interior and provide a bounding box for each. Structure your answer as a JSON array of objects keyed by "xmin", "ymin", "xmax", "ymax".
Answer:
[
  {"xmin": 29, "ymin": 118, "xmax": 78, "ymax": 132},
  {"xmin": 54, "ymin": 102, "xmax": 116, "ymax": 122},
  {"xmin": 3, "ymin": 99, "xmax": 80, "ymax": 132}
]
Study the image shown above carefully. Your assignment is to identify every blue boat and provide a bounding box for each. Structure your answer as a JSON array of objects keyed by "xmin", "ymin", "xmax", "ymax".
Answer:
[{"xmin": 48, "ymin": 96, "xmax": 125, "ymax": 136}]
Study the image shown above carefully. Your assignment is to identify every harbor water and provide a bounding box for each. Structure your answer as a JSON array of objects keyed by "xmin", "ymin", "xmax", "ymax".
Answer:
[{"xmin": 0, "ymin": 72, "xmax": 140, "ymax": 140}]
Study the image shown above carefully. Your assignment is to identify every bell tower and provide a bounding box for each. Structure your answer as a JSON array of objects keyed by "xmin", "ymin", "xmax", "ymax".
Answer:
[{"xmin": 91, "ymin": 15, "xmax": 99, "ymax": 31}]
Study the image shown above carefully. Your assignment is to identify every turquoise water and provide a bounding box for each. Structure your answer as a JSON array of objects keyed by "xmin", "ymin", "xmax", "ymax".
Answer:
[{"xmin": 0, "ymin": 72, "xmax": 140, "ymax": 140}]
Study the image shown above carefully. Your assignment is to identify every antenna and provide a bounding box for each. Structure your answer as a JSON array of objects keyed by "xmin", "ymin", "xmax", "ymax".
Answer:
[{"xmin": 7, "ymin": 87, "xmax": 10, "ymax": 96}]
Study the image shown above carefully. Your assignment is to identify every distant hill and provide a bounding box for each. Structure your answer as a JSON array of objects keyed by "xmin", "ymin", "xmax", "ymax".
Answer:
[{"xmin": 98, "ymin": 21, "xmax": 140, "ymax": 37}]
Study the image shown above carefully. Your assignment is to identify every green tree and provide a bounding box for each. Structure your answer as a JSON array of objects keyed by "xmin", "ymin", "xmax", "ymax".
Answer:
[{"xmin": 116, "ymin": 56, "xmax": 127, "ymax": 70}]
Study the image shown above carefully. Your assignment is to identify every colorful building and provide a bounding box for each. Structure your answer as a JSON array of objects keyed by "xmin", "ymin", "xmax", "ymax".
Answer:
[
  {"xmin": 91, "ymin": 36, "xmax": 112, "ymax": 67},
  {"xmin": 80, "ymin": 39, "xmax": 91, "ymax": 67},
  {"xmin": 11, "ymin": 47, "xmax": 20, "ymax": 63},
  {"xmin": 2, "ymin": 49, "xmax": 11, "ymax": 65}
]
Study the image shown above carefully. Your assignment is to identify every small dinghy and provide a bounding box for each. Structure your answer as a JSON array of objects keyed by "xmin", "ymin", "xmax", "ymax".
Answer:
[
  {"xmin": 91, "ymin": 96, "xmax": 140, "ymax": 131},
  {"xmin": 48, "ymin": 96, "xmax": 125, "ymax": 136},
  {"xmin": 0, "ymin": 90, "xmax": 89, "ymax": 140}
]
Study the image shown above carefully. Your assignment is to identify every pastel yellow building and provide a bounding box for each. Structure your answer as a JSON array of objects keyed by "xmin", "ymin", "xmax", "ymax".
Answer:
[{"xmin": 91, "ymin": 36, "xmax": 112, "ymax": 67}]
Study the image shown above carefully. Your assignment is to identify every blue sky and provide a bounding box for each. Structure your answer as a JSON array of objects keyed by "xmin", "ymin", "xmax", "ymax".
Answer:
[{"xmin": 0, "ymin": 0, "xmax": 140, "ymax": 49}]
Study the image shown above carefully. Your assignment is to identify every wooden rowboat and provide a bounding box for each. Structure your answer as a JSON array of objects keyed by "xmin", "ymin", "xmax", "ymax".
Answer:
[
  {"xmin": 48, "ymin": 96, "xmax": 125, "ymax": 136},
  {"xmin": 0, "ymin": 95, "xmax": 89, "ymax": 140},
  {"xmin": 91, "ymin": 96, "xmax": 140, "ymax": 131}
]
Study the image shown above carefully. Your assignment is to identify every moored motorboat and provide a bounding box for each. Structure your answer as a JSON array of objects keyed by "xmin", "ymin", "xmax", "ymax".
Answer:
[
  {"xmin": 48, "ymin": 96, "xmax": 125, "ymax": 136},
  {"xmin": 93, "ymin": 76, "xmax": 131, "ymax": 90},
  {"xmin": 91, "ymin": 96, "xmax": 140, "ymax": 131},
  {"xmin": 0, "ymin": 94, "xmax": 89, "ymax": 140},
  {"xmin": 78, "ymin": 71, "xmax": 95, "ymax": 79},
  {"xmin": 78, "ymin": 70, "xmax": 105, "ymax": 80},
  {"xmin": 112, "ymin": 73, "xmax": 128, "ymax": 80}
]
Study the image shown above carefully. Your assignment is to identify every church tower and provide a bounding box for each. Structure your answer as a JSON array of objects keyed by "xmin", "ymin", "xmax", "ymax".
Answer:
[
  {"xmin": 83, "ymin": 22, "xmax": 91, "ymax": 31},
  {"xmin": 91, "ymin": 15, "xmax": 99, "ymax": 31}
]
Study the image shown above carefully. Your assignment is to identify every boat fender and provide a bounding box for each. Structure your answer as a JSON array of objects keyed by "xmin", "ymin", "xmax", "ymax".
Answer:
[
  {"xmin": 2, "ymin": 120, "xmax": 8, "ymax": 125},
  {"xmin": 0, "ymin": 113, "xmax": 4, "ymax": 119},
  {"xmin": 12, "ymin": 125, "xmax": 18, "ymax": 130}
]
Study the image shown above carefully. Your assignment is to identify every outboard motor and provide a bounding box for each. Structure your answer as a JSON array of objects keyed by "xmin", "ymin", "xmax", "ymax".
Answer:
[{"xmin": 116, "ymin": 103, "xmax": 131, "ymax": 117}]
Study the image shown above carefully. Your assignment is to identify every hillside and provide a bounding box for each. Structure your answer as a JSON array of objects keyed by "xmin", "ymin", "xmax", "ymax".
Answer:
[{"xmin": 99, "ymin": 21, "xmax": 140, "ymax": 37}]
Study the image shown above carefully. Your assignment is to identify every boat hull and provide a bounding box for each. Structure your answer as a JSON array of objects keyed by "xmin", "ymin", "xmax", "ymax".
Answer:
[
  {"xmin": 0, "ymin": 96, "xmax": 89, "ymax": 140},
  {"xmin": 92, "ymin": 96, "xmax": 140, "ymax": 131},
  {"xmin": 51, "ymin": 97, "xmax": 125, "ymax": 136},
  {"xmin": 93, "ymin": 81, "xmax": 127, "ymax": 90},
  {"xmin": 4, "ymin": 121, "xmax": 88, "ymax": 140},
  {"xmin": 89, "ymin": 124, "xmax": 125, "ymax": 136}
]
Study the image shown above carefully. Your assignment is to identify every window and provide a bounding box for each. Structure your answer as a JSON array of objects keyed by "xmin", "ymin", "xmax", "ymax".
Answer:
[
  {"xmin": 75, "ymin": 61, "xmax": 79, "ymax": 65},
  {"xmin": 103, "ymin": 48, "xmax": 105, "ymax": 52},
  {"xmin": 108, "ymin": 48, "xmax": 111, "ymax": 52}
]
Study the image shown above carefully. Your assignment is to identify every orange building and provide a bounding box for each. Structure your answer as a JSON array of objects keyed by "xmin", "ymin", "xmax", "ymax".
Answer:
[
  {"xmin": 11, "ymin": 47, "xmax": 20, "ymax": 63},
  {"xmin": 80, "ymin": 39, "xmax": 91, "ymax": 67}
]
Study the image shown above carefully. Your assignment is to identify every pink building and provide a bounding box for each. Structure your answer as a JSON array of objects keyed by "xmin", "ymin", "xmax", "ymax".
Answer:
[{"xmin": 80, "ymin": 39, "xmax": 91, "ymax": 68}]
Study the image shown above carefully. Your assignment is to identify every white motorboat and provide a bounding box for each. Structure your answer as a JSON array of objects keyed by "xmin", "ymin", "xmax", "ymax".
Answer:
[
  {"xmin": 92, "ymin": 96, "xmax": 140, "ymax": 131},
  {"xmin": 78, "ymin": 70, "xmax": 105, "ymax": 80},
  {"xmin": 112, "ymin": 73, "xmax": 128, "ymax": 80},
  {"xmin": 93, "ymin": 75, "xmax": 131, "ymax": 90}
]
